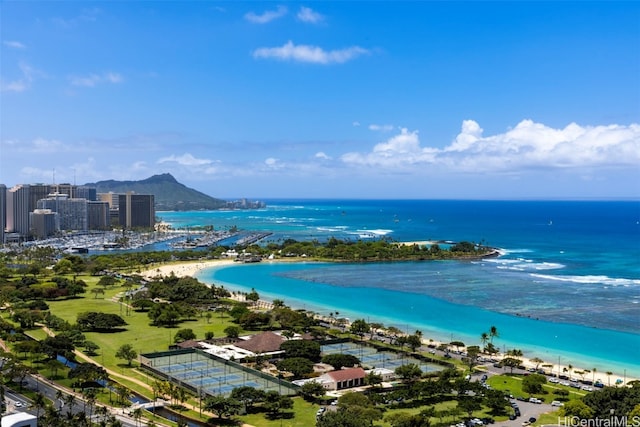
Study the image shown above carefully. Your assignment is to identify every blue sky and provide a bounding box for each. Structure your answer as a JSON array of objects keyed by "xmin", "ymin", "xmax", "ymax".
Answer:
[{"xmin": 1, "ymin": 1, "xmax": 639, "ymax": 199}]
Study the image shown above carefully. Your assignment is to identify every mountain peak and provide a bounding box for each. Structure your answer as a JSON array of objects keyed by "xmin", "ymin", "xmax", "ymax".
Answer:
[
  {"xmin": 144, "ymin": 173, "xmax": 178, "ymax": 184},
  {"xmin": 89, "ymin": 173, "xmax": 228, "ymax": 211}
]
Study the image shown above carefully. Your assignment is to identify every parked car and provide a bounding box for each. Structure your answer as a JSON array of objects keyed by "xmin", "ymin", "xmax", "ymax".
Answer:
[{"xmin": 551, "ymin": 401, "xmax": 565, "ymax": 407}]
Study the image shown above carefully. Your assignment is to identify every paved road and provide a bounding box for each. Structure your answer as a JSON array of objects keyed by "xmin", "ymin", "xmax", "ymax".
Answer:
[{"xmin": 3, "ymin": 374, "xmax": 148, "ymax": 427}]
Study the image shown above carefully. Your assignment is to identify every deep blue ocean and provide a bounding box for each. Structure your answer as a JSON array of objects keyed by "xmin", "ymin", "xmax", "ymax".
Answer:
[{"xmin": 158, "ymin": 200, "xmax": 640, "ymax": 377}]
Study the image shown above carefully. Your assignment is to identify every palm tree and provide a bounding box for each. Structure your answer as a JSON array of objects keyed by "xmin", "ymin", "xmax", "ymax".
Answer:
[
  {"xmin": 132, "ymin": 407, "xmax": 143, "ymax": 427},
  {"xmin": 55, "ymin": 389, "xmax": 64, "ymax": 410},
  {"xmin": 95, "ymin": 405, "xmax": 109, "ymax": 426},
  {"xmin": 480, "ymin": 332, "xmax": 489, "ymax": 350},
  {"xmin": 489, "ymin": 325, "xmax": 499, "ymax": 344},
  {"xmin": 84, "ymin": 388, "xmax": 97, "ymax": 421},
  {"xmin": 606, "ymin": 371, "xmax": 613, "ymax": 386},
  {"xmin": 116, "ymin": 384, "xmax": 130, "ymax": 406},
  {"xmin": 33, "ymin": 392, "xmax": 46, "ymax": 418},
  {"xmin": 531, "ymin": 357, "xmax": 544, "ymax": 371},
  {"xmin": 64, "ymin": 393, "xmax": 76, "ymax": 416}
]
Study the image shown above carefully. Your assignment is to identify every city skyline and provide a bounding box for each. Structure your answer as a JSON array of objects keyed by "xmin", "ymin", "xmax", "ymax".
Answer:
[{"xmin": 1, "ymin": 1, "xmax": 639, "ymax": 199}]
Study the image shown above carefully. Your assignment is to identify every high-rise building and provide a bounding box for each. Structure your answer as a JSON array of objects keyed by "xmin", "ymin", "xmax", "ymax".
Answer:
[
  {"xmin": 98, "ymin": 192, "xmax": 119, "ymax": 210},
  {"xmin": 52, "ymin": 183, "xmax": 74, "ymax": 198},
  {"xmin": 87, "ymin": 201, "xmax": 110, "ymax": 230},
  {"xmin": 0, "ymin": 184, "xmax": 6, "ymax": 245},
  {"xmin": 6, "ymin": 185, "xmax": 30, "ymax": 236},
  {"xmin": 38, "ymin": 195, "xmax": 88, "ymax": 231},
  {"xmin": 76, "ymin": 186, "xmax": 97, "ymax": 201},
  {"xmin": 118, "ymin": 193, "xmax": 155, "ymax": 229},
  {"xmin": 28, "ymin": 184, "xmax": 51, "ymax": 213},
  {"xmin": 29, "ymin": 209, "xmax": 58, "ymax": 239}
]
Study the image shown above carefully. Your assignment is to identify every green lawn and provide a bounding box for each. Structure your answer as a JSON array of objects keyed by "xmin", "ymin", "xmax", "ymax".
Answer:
[
  {"xmin": 486, "ymin": 374, "xmax": 587, "ymax": 402},
  {"xmin": 240, "ymin": 397, "xmax": 320, "ymax": 427},
  {"xmin": 44, "ymin": 277, "xmax": 238, "ymax": 367}
]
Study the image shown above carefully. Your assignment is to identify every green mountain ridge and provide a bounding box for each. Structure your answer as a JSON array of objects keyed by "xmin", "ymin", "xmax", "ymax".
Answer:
[{"xmin": 86, "ymin": 173, "xmax": 229, "ymax": 211}]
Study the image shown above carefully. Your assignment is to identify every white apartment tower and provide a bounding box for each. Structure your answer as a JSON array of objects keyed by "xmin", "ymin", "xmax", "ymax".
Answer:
[
  {"xmin": 6, "ymin": 184, "xmax": 30, "ymax": 236},
  {"xmin": 0, "ymin": 184, "xmax": 6, "ymax": 244}
]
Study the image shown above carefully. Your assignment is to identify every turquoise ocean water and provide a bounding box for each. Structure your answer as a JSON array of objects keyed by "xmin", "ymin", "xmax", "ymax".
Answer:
[{"xmin": 158, "ymin": 200, "xmax": 640, "ymax": 377}]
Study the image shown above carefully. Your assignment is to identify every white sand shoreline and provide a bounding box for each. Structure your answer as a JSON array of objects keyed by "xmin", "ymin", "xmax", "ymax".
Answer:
[{"xmin": 140, "ymin": 259, "xmax": 637, "ymax": 386}]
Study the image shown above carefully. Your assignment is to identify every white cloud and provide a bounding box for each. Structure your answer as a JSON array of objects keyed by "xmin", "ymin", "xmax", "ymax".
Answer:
[
  {"xmin": 52, "ymin": 8, "xmax": 101, "ymax": 28},
  {"xmin": 70, "ymin": 72, "xmax": 123, "ymax": 87},
  {"xmin": 32, "ymin": 137, "xmax": 66, "ymax": 153},
  {"xmin": 341, "ymin": 120, "xmax": 640, "ymax": 172},
  {"xmin": 264, "ymin": 157, "xmax": 282, "ymax": 169},
  {"xmin": 369, "ymin": 124, "xmax": 394, "ymax": 132},
  {"xmin": 1, "ymin": 62, "xmax": 39, "ymax": 92},
  {"xmin": 315, "ymin": 152, "xmax": 331, "ymax": 160},
  {"xmin": 297, "ymin": 6, "xmax": 324, "ymax": 23},
  {"xmin": 245, "ymin": 5, "xmax": 287, "ymax": 24},
  {"xmin": 3, "ymin": 41, "xmax": 26, "ymax": 49},
  {"xmin": 253, "ymin": 41, "xmax": 369, "ymax": 64},
  {"xmin": 158, "ymin": 153, "xmax": 213, "ymax": 167}
]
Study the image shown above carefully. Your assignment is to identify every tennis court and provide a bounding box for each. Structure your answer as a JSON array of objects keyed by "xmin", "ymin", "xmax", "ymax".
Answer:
[
  {"xmin": 140, "ymin": 349, "xmax": 298, "ymax": 397},
  {"xmin": 322, "ymin": 342, "xmax": 444, "ymax": 373}
]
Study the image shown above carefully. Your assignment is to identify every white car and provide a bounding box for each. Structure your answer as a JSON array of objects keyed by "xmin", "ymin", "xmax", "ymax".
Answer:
[
  {"xmin": 14, "ymin": 402, "xmax": 24, "ymax": 408},
  {"xmin": 551, "ymin": 401, "xmax": 565, "ymax": 407}
]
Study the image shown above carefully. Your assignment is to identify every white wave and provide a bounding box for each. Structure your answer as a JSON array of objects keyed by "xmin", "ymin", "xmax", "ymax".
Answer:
[
  {"xmin": 358, "ymin": 228, "xmax": 393, "ymax": 236},
  {"xmin": 499, "ymin": 248, "xmax": 534, "ymax": 255},
  {"xmin": 531, "ymin": 274, "xmax": 640, "ymax": 287},
  {"xmin": 316, "ymin": 226, "xmax": 349, "ymax": 232},
  {"xmin": 485, "ymin": 257, "xmax": 565, "ymax": 271},
  {"xmin": 344, "ymin": 228, "xmax": 393, "ymax": 238}
]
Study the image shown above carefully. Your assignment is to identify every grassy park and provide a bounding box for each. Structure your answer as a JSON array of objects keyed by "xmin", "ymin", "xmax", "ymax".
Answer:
[{"xmin": 0, "ymin": 258, "xmax": 586, "ymax": 427}]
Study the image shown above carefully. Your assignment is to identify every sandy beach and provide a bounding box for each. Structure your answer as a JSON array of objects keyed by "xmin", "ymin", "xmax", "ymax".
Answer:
[{"xmin": 140, "ymin": 259, "xmax": 636, "ymax": 386}]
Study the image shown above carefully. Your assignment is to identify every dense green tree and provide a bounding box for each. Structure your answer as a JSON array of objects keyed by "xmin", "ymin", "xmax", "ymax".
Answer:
[
  {"xmin": 224, "ymin": 325, "xmax": 241, "ymax": 338},
  {"xmin": 228, "ymin": 304, "xmax": 251, "ymax": 322},
  {"xmin": 245, "ymin": 288, "xmax": 260, "ymax": 303},
  {"xmin": 349, "ymin": 319, "xmax": 370, "ymax": 341},
  {"xmin": 76, "ymin": 312, "xmax": 127, "ymax": 331},
  {"xmin": 148, "ymin": 303, "xmax": 181, "ymax": 326},
  {"xmin": 318, "ymin": 410, "xmax": 372, "ymax": 427},
  {"xmin": 321, "ymin": 353, "xmax": 360, "ymax": 370},
  {"xmin": 458, "ymin": 396, "xmax": 482, "ymax": 418},
  {"xmin": 405, "ymin": 334, "xmax": 423, "ymax": 352},
  {"xmin": 280, "ymin": 339, "xmax": 321, "ymax": 361},
  {"xmin": 484, "ymin": 389, "xmax": 510, "ymax": 415},
  {"xmin": 299, "ymin": 381, "xmax": 326, "ymax": 401},
  {"xmin": 263, "ymin": 391, "xmax": 293, "ymax": 418},
  {"xmin": 561, "ymin": 400, "xmax": 595, "ymax": 419},
  {"xmin": 173, "ymin": 328, "xmax": 196, "ymax": 343},
  {"xmin": 230, "ymin": 386, "xmax": 266, "ymax": 411},
  {"xmin": 501, "ymin": 357, "xmax": 522, "ymax": 373},
  {"xmin": 464, "ymin": 345, "xmax": 481, "ymax": 370},
  {"xmin": 41, "ymin": 335, "xmax": 76, "ymax": 360},
  {"xmin": 203, "ymin": 395, "xmax": 242, "ymax": 419},
  {"xmin": 395, "ymin": 363, "xmax": 423, "ymax": 382},
  {"xmin": 365, "ymin": 371, "xmax": 384, "ymax": 388},
  {"xmin": 115, "ymin": 344, "xmax": 137, "ymax": 366},
  {"xmin": 385, "ymin": 412, "xmax": 432, "ymax": 427},
  {"xmin": 68, "ymin": 363, "xmax": 108, "ymax": 387},
  {"xmin": 276, "ymin": 357, "xmax": 313, "ymax": 379},
  {"xmin": 522, "ymin": 373, "xmax": 547, "ymax": 394},
  {"xmin": 238, "ymin": 311, "xmax": 271, "ymax": 329},
  {"xmin": 582, "ymin": 384, "xmax": 640, "ymax": 418}
]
